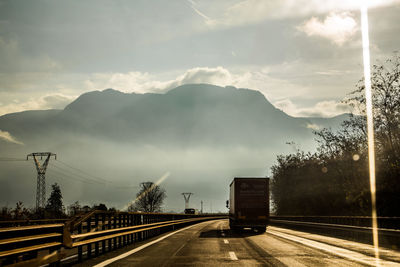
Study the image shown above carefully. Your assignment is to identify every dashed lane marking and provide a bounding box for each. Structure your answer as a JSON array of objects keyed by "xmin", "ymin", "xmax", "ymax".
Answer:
[
  {"xmin": 223, "ymin": 239, "xmax": 229, "ymax": 244},
  {"xmin": 229, "ymin": 251, "xmax": 238, "ymax": 260}
]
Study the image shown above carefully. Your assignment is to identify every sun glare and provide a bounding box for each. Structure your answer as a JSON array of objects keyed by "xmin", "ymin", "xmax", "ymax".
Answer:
[
  {"xmin": 122, "ymin": 172, "xmax": 170, "ymax": 211},
  {"xmin": 360, "ymin": 4, "xmax": 380, "ymax": 266}
]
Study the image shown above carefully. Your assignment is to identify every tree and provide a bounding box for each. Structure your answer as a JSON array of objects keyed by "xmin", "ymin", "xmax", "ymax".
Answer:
[
  {"xmin": 346, "ymin": 53, "xmax": 400, "ymax": 164},
  {"xmin": 13, "ymin": 201, "xmax": 24, "ymax": 220},
  {"xmin": 128, "ymin": 182, "xmax": 166, "ymax": 212},
  {"xmin": 271, "ymin": 53, "xmax": 400, "ymax": 216},
  {"xmin": 346, "ymin": 53, "xmax": 400, "ymax": 215},
  {"xmin": 67, "ymin": 201, "xmax": 81, "ymax": 216},
  {"xmin": 0, "ymin": 206, "xmax": 12, "ymax": 220},
  {"xmin": 46, "ymin": 183, "xmax": 64, "ymax": 218}
]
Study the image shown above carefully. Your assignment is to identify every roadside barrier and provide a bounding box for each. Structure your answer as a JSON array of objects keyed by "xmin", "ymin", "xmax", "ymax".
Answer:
[
  {"xmin": 0, "ymin": 211, "xmax": 226, "ymax": 266},
  {"xmin": 269, "ymin": 216, "xmax": 400, "ymax": 249}
]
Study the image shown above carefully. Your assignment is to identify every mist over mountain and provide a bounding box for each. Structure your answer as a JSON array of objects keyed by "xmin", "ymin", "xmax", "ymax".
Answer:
[{"xmin": 0, "ymin": 84, "xmax": 348, "ymax": 212}]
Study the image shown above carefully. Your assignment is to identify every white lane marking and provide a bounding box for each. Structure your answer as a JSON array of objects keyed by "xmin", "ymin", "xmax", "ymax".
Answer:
[
  {"xmin": 268, "ymin": 230, "xmax": 399, "ymax": 267},
  {"xmin": 229, "ymin": 251, "xmax": 238, "ymax": 260},
  {"xmin": 223, "ymin": 239, "xmax": 229, "ymax": 244},
  {"xmin": 93, "ymin": 222, "xmax": 209, "ymax": 267}
]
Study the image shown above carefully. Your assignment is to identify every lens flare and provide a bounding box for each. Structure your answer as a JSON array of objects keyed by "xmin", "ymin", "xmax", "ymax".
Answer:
[
  {"xmin": 123, "ymin": 172, "xmax": 170, "ymax": 211},
  {"xmin": 360, "ymin": 5, "xmax": 380, "ymax": 266}
]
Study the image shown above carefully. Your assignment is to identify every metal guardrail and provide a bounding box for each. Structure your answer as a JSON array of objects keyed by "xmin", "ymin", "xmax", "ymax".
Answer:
[
  {"xmin": 270, "ymin": 216, "xmax": 400, "ymax": 230},
  {"xmin": 2, "ymin": 214, "xmax": 398, "ymax": 265},
  {"xmin": 0, "ymin": 223, "xmax": 64, "ymax": 266},
  {"xmin": 0, "ymin": 211, "xmax": 226, "ymax": 266},
  {"xmin": 0, "ymin": 219, "xmax": 68, "ymax": 228},
  {"xmin": 269, "ymin": 216, "xmax": 400, "ymax": 249}
]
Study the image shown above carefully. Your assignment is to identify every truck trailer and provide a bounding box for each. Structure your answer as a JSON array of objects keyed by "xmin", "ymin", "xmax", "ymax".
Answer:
[{"xmin": 227, "ymin": 177, "xmax": 269, "ymax": 232}]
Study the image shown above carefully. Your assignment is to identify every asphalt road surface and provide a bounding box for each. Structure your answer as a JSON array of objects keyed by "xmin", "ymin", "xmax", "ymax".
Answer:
[{"xmin": 75, "ymin": 219, "xmax": 400, "ymax": 266}]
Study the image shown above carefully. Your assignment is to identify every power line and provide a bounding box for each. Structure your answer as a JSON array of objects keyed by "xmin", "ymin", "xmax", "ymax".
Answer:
[
  {"xmin": 0, "ymin": 157, "xmax": 26, "ymax": 162},
  {"xmin": 55, "ymin": 160, "xmax": 111, "ymax": 183},
  {"xmin": 48, "ymin": 162, "xmax": 139, "ymax": 190},
  {"xmin": 52, "ymin": 161, "xmax": 139, "ymax": 189},
  {"xmin": 0, "ymin": 155, "xmax": 138, "ymax": 190},
  {"xmin": 49, "ymin": 163, "xmax": 106, "ymax": 185},
  {"xmin": 47, "ymin": 167, "xmax": 100, "ymax": 185}
]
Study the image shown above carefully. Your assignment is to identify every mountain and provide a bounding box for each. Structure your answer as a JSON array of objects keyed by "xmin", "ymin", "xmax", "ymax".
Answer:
[
  {"xmin": 0, "ymin": 84, "xmax": 343, "ymax": 148},
  {"xmin": 0, "ymin": 84, "xmax": 350, "ymax": 211}
]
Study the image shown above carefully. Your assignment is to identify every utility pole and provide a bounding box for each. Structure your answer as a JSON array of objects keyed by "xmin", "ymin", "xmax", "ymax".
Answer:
[
  {"xmin": 27, "ymin": 152, "xmax": 56, "ymax": 211},
  {"xmin": 182, "ymin": 192, "xmax": 193, "ymax": 210},
  {"xmin": 200, "ymin": 200, "xmax": 203, "ymax": 214}
]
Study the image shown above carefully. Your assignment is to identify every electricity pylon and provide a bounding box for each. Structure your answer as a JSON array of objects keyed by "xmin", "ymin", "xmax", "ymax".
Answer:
[
  {"xmin": 182, "ymin": 192, "xmax": 193, "ymax": 210},
  {"xmin": 27, "ymin": 152, "xmax": 56, "ymax": 210}
]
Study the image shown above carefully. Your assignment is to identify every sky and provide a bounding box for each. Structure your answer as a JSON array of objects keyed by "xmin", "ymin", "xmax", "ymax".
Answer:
[{"xmin": 0, "ymin": 0, "xmax": 399, "ymax": 118}]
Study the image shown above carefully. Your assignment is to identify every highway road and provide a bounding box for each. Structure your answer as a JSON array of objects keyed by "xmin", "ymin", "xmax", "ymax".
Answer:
[{"xmin": 72, "ymin": 219, "xmax": 400, "ymax": 266}]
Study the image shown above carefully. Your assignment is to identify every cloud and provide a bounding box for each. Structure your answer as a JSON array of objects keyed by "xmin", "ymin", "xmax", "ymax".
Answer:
[
  {"xmin": 41, "ymin": 94, "xmax": 75, "ymax": 109},
  {"xmin": 274, "ymin": 98, "xmax": 352, "ymax": 117},
  {"xmin": 0, "ymin": 130, "xmax": 23, "ymax": 145},
  {"xmin": 297, "ymin": 12, "xmax": 357, "ymax": 45},
  {"xmin": 85, "ymin": 67, "xmax": 240, "ymax": 94},
  {"xmin": 306, "ymin": 123, "xmax": 321, "ymax": 130},
  {"xmin": 0, "ymin": 94, "xmax": 75, "ymax": 116},
  {"xmin": 203, "ymin": 0, "xmax": 400, "ymax": 29},
  {"xmin": 170, "ymin": 66, "xmax": 237, "ymax": 88},
  {"xmin": 84, "ymin": 66, "xmax": 311, "ymax": 102}
]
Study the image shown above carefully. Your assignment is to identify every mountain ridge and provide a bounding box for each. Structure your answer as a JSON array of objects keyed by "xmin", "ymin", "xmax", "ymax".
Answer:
[{"xmin": 0, "ymin": 84, "xmax": 348, "ymax": 148}]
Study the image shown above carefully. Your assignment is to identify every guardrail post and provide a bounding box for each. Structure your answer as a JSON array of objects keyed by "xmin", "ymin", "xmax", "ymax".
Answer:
[
  {"xmin": 134, "ymin": 214, "xmax": 139, "ymax": 242},
  {"xmin": 143, "ymin": 215, "xmax": 147, "ymax": 240},
  {"xmin": 113, "ymin": 214, "xmax": 117, "ymax": 250},
  {"xmin": 78, "ymin": 223, "xmax": 82, "ymax": 262},
  {"xmin": 118, "ymin": 214, "xmax": 122, "ymax": 248},
  {"xmin": 122, "ymin": 214, "xmax": 126, "ymax": 246},
  {"xmin": 63, "ymin": 222, "xmax": 73, "ymax": 248},
  {"xmin": 129, "ymin": 214, "xmax": 133, "ymax": 244},
  {"xmin": 139, "ymin": 215, "xmax": 143, "ymax": 241},
  {"xmin": 107, "ymin": 214, "xmax": 112, "ymax": 252},
  {"xmin": 87, "ymin": 217, "xmax": 92, "ymax": 259},
  {"xmin": 102, "ymin": 214, "xmax": 106, "ymax": 253},
  {"xmin": 95, "ymin": 214, "xmax": 99, "ymax": 256}
]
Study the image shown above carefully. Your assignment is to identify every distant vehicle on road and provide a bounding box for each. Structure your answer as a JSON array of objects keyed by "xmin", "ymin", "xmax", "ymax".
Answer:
[
  {"xmin": 184, "ymin": 208, "xmax": 197, "ymax": 214},
  {"xmin": 227, "ymin": 177, "xmax": 269, "ymax": 233}
]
